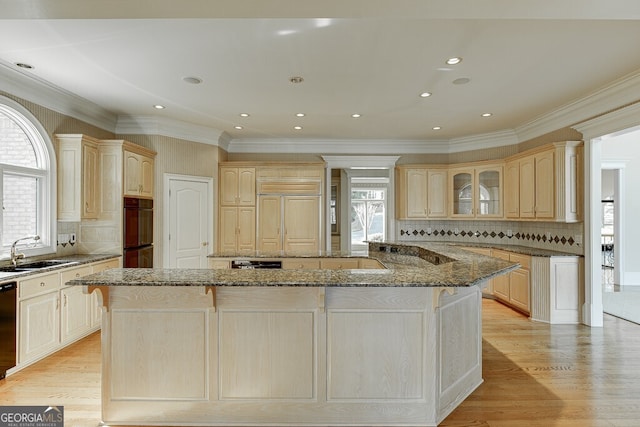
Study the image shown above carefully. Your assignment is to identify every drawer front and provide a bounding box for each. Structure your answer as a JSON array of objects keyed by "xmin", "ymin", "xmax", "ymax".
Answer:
[
  {"xmin": 491, "ymin": 249, "xmax": 510, "ymax": 261},
  {"xmin": 92, "ymin": 258, "xmax": 121, "ymax": 273},
  {"xmin": 60, "ymin": 265, "xmax": 93, "ymax": 286},
  {"xmin": 509, "ymin": 253, "xmax": 531, "ymax": 270},
  {"xmin": 19, "ymin": 273, "xmax": 59, "ymax": 300},
  {"xmin": 282, "ymin": 259, "xmax": 320, "ymax": 270},
  {"xmin": 320, "ymin": 259, "xmax": 360, "ymax": 270}
]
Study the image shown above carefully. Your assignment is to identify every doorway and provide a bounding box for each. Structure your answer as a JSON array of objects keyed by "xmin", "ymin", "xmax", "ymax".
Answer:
[
  {"xmin": 350, "ymin": 186, "xmax": 386, "ymax": 253},
  {"xmin": 163, "ymin": 174, "xmax": 213, "ymax": 268}
]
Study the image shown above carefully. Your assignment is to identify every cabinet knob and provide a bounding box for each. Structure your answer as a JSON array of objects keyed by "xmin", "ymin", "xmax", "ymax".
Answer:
[
  {"xmin": 202, "ymin": 242, "xmax": 208, "ymax": 247},
  {"xmin": 40, "ymin": 282, "xmax": 45, "ymax": 287}
]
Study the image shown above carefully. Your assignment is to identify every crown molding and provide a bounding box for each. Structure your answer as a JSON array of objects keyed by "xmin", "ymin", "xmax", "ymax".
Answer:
[
  {"xmin": 0, "ymin": 59, "xmax": 117, "ymax": 133},
  {"xmin": 116, "ymin": 115, "xmax": 224, "ymax": 146},
  {"xmin": 516, "ymin": 70, "xmax": 640, "ymax": 142},
  {"xmin": 227, "ymin": 138, "xmax": 451, "ymax": 154},
  {"xmin": 572, "ymin": 101, "xmax": 640, "ymax": 140},
  {"xmin": 447, "ymin": 130, "xmax": 519, "ymax": 153}
]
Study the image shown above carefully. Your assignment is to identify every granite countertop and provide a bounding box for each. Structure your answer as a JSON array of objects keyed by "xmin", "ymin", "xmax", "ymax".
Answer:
[
  {"xmin": 446, "ymin": 242, "xmax": 582, "ymax": 257},
  {"xmin": 69, "ymin": 242, "xmax": 519, "ymax": 288},
  {"xmin": 0, "ymin": 254, "xmax": 121, "ymax": 282}
]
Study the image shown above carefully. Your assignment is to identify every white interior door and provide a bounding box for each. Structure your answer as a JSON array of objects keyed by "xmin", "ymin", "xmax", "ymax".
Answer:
[{"xmin": 166, "ymin": 175, "xmax": 212, "ymax": 268}]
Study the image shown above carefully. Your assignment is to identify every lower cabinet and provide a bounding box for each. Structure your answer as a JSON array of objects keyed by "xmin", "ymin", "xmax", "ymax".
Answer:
[
  {"xmin": 19, "ymin": 288, "xmax": 60, "ymax": 364},
  {"xmin": 15, "ymin": 257, "xmax": 121, "ymax": 371},
  {"xmin": 490, "ymin": 249, "xmax": 531, "ymax": 315}
]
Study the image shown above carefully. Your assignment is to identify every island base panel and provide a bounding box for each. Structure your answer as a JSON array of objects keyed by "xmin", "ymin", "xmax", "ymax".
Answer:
[{"xmin": 97, "ymin": 285, "xmax": 482, "ymax": 426}]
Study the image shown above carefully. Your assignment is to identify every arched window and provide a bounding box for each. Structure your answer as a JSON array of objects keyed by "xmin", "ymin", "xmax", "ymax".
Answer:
[{"xmin": 0, "ymin": 96, "xmax": 56, "ymax": 258}]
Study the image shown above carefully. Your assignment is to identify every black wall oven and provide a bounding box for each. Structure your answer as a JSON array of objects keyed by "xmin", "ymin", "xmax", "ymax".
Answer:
[{"xmin": 124, "ymin": 197, "xmax": 153, "ymax": 268}]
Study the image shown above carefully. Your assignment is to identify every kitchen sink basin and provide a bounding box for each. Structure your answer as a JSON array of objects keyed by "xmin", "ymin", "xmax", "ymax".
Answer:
[{"xmin": 0, "ymin": 260, "xmax": 78, "ymax": 273}]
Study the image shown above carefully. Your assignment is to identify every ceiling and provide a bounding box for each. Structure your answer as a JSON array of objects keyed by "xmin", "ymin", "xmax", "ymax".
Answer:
[{"xmin": 2, "ymin": 0, "xmax": 640, "ymax": 147}]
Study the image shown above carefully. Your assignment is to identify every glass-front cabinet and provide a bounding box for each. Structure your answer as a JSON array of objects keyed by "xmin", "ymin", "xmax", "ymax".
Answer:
[{"xmin": 450, "ymin": 164, "xmax": 503, "ymax": 218}]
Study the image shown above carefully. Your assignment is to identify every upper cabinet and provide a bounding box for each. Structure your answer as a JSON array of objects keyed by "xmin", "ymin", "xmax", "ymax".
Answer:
[
  {"xmin": 396, "ymin": 141, "xmax": 582, "ymax": 223},
  {"xmin": 396, "ymin": 167, "xmax": 447, "ymax": 219},
  {"xmin": 56, "ymin": 135, "xmax": 157, "ymax": 222},
  {"xmin": 449, "ymin": 164, "xmax": 503, "ymax": 218},
  {"xmin": 56, "ymin": 134, "xmax": 101, "ymax": 221},
  {"xmin": 220, "ymin": 167, "xmax": 256, "ymax": 206},
  {"xmin": 123, "ymin": 144, "xmax": 156, "ymax": 199},
  {"xmin": 506, "ymin": 141, "xmax": 582, "ymax": 222}
]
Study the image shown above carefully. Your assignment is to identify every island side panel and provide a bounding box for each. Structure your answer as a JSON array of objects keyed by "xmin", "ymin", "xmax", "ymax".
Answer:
[{"xmin": 100, "ymin": 285, "xmax": 482, "ymax": 426}]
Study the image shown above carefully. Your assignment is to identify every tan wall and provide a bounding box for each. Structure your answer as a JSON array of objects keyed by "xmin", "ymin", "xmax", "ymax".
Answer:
[{"xmin": 117, "ymin": 134, "xmax": 220, "ymax": 267}]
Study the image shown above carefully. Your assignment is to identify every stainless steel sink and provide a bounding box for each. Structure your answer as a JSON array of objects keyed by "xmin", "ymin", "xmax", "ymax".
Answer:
[{"xmin": 0, "ymin": 260, "xmax": 78, "ymax": 273}]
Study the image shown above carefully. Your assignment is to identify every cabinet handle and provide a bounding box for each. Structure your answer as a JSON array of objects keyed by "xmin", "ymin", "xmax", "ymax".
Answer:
[{"xmin": 64, "ymin": 294, "xmax": 68, "ymax": 306}]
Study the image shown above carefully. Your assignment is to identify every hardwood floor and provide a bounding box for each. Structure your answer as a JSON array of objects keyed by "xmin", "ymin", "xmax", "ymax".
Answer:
[{"xmin": 1, "ymin": 299, "xmax": 639, "ymax": 426}]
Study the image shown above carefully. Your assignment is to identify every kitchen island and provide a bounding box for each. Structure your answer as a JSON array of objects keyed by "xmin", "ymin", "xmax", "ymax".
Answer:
[{"xmin": 70, "ymin": 242, "xmax": 516, "ymax": 427}]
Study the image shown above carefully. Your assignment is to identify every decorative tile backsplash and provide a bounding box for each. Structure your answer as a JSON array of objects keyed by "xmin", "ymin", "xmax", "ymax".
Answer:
[{"xmin": 396, "ymin": 220, "xmax": 584, "ymax": 255}]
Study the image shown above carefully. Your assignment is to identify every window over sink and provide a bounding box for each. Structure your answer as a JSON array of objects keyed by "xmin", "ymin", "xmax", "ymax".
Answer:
[{"xmin": 0, "ymin": 95, "xmax": 55, "ymax": 259}]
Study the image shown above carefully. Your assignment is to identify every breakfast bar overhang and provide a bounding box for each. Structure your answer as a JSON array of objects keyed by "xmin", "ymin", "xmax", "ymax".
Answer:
[{"xmin": 70, "ymin": 242, "xmax": 517, "ymax": 427}]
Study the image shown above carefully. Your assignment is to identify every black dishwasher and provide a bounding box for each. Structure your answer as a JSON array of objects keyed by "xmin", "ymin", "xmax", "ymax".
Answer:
[{"xmin": 0, "ymin": 282, "xmax": 17, "ymax": 380}]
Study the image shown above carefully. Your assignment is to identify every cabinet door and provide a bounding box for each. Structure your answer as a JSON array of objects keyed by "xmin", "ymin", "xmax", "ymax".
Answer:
[
  {"xmin": 477, "ymin": 167, "xmax": 502, "ymax": 217},
  {"xmin": 450, "ymin": 170, "xmax": 474, "ymax": 217},
  {"xmin": 405, "ymin": 169, "xmax": 428, "ymax": 218},
  {"xmin": 237, "ymin": 206, "xmax": 256, "ymax": 253},
  {"xmin": 139, "ymin": 155, "xmax": 154, "ymax": 198},
  {"xmin": 82, "ymin": 143, "xmax": 99, "ymax": 218},
  {"xmin": 19, "ymin": 292, "xmax": 60, "ymax": 364},
  {"xmin": 237, "ymin": 168, "xmax": 256, "ymax": 205},
  {"xmin": 509, "ymin": 268, "xmax": 530, "ymax": 313},
  {"xmin": 504, "ymin": 160, "xmax": 520, "ymax": 218},
  {"xmin": 519, "ymin": 156, "xmax": 535, "ymax": 218},
  {"xmin": 258, "ymin": 196, "xmax": 282, "ymax": 252},
  {"xmin": 427, "ymin": 170, "xmax": 447, "ymax": 217},
  {"xmin": 60, "ymin": 286, "xmax": 91, "ymax": 344},
  {"xmin": 124, "ymin": 151, "xmax": 141, "ymax": 196},
  {"xmin": 535, "ymin": 150, "xmax": 554, "ymax": 218},
  {"xmin": 491, "ymin": 250, "xmax": 510, "ymax": 301},
  {"xmin": 283, "ymin": 196, "xmax": 320, "ymax": 253},
  {"xmin": 220, "ymin": 206, "xmax": 240, "ymax": 252}
]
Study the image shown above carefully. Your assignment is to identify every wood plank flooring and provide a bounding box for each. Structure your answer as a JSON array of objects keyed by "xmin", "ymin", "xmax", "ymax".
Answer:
[{"xmin": 1, "ymin": 299, "xmax": 639, "ymax": 427}]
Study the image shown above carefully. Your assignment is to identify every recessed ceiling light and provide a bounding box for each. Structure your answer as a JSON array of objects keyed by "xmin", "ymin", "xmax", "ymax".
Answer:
[
  {"xmin": 452, "ymin": 77, "xmax": 471, "ymax": 85},
  {"xmin": 420, "ymin": 92, "xmax": 432, "ymax": 98},
  {"xmin": 446, "ymin": 57, "xmax": 462, "ymax": 65},
  {"xmin": 351, "ymin": 113, "xmax": 362, "ymax": 118},
  {"xmin": 234, "ymin": 126, "xmax": 243, "ymax": 130},
  {"xmin": 294, "ymin": 126, "xmax": 303, "ymax": 130},
  {"xmin": 481, "ymin": 113, "xmax": 493, "ymax": 117},
  {"xmin": 289, "ymin": 76, "xmax": 304, "ymax": 84},
  {"xmin": 153, "ymin": 105, "xmax": 165, "ymax": 110},
  {"xmin": 296, "ymin": 113, "xmax": 306, "ymax": 117},
  {"xmin": 432, "ymin": 126, "xmax": 442, "ymax": 130},
  {"xmin": 15, "ymin": 62, "xmax": 34, "ymax": 70},
  {"xmin": 240, "ymin": 113, "xmax": 250, "ymax": 117},
  {"xmin": 182, "ymin": 76, "xmax": 203, "ymax": 84}
]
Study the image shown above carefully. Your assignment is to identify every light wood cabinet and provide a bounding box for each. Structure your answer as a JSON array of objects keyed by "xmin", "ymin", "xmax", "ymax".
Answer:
[
  {"xmin": 220, "ymin": 167, "xmax": 255, "ymax": 206},
  {"xmin": 450, "ymin": 164, "xmax": 503, "ymax": 218},
  {"xmin": 219, "ymin": 206, "xmax": 256, "ymax": 253},
  {"xmin": 510, "ymin": 141, "xmax": 582, "ymax": 222},
  {"xmin": 124, "ymin": 148, "xmax": 155, "ymax": 198},
  {"xmin": 396, "ymin": 167, "xmax": 447, "ymax": 219},
  {"xmin": 257, "ymin": 195, "xmax": 321, "ymax": 253},
  {"xmin": 19, "ymin": 288, "xmax": 59, "ymax": 364},
  {"xmin": 490, "ymin": 249, "xmax": 530, "ymax": 315},
  {"xmin": 16, "ymin": 257, "xmax": 121, "ymax": 370},
  {"xmin": 56, "ymin": 134, "xmax": 101, "ymax": 221},
  {"xmin": 504, "ymin": 159, "xmax": 520, "ymax": 218},
  {"xmin": 60, "ymin": 265, "xmax": 92, "ymax": 344}
]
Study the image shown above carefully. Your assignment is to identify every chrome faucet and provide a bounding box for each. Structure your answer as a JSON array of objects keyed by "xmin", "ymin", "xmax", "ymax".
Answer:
[{"xmin": 10, "ymin": 235, "xmax": 40, "ymax": 266}]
